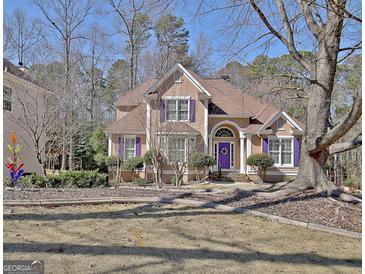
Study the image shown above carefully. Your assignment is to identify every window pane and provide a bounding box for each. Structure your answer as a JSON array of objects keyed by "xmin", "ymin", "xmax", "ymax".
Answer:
[
  {"xmin": 271, "ymin": 152, "xmax": 280, "ymax": 164},
  {"xmin": 281, "ymin": 139, "xmax": 292, "ymax": 152},
  {"xmin": 178, "ymin": 100, "xmax": 189, "ymax": 121},
  {"xmin": 269, "ymin": 140, "xmax": 280, "ymax": 152},
  {"xmin": 124, "ymin": 138, "xmax": 135, "ymax": 160},
  {"xmin": 169, "ymin": 137, "xmax": 186, "ymax": 162},
  {"xmin": 178, "ymin": 100, "xmax": 188, "ymax": 111},
  {"xmin": 179, "ymin": 110, "xmax": 189, "ymax": 120},
  {"xmin": 281, "ymin": 152, "xmax": 291, "ymax": 165},
  {"xmin": 166, "ymin": 100, "xmax": 177, "ymax": 120}
]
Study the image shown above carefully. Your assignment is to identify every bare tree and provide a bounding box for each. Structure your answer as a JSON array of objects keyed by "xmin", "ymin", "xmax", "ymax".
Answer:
[
  {"xmin": 33, "ymin": 0, "xmax": 95, "ymax": 170},
  {"xmin": 197, "ymin": 0, "xmax": 362, "ymax": 202},
  {"xmin": 4, "ymin": 7, "xmax": 44, "ymax": 66},
  {"xmin": 108, "ymin": 0, "xmax": 153, "ymax": 89},
  {"xmin": 77, "ymin": 24, "xmax": 112, "ymax": 127}
]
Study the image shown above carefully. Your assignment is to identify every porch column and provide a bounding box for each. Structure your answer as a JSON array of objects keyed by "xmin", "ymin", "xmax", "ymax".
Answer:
[
  {"xmin": 146, "ymin": 99, "xmax": 151, "ymax": 150},
  {"xmin": 246, "ymin": 135, "xmax": 252, "ymax": 171},
  {"xmin": 239, "ymin": 136, "xmax": 245, "ymax": 174},
  {"xmin": 203, "ymin": 100, "xmax": 209, "ymax": 153},
  {"xmin": 108, "ymin": 135, "xmax": 112, "ymax": 156}
]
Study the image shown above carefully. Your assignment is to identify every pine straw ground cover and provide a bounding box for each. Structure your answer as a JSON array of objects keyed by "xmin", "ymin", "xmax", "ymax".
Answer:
[
  {"xmin": 4, "ymin": 187, "xmax": 362, "ymax": 233},
  {"xmin": 3, "ymin": 204, "xmax": 361, "ymax": 274}
]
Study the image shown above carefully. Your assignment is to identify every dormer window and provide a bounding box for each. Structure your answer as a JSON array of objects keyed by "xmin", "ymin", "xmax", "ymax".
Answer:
[
  {"xmin": 166, "ymin": 97, "xmax": 189, "ymax": 121},
  {"xmin": 276, "ymin": 118, "xmax": 285, "ymax": 130},
  {"xmin": 174, "ymin": 71, "xmax": 182, "ymax": 83}
]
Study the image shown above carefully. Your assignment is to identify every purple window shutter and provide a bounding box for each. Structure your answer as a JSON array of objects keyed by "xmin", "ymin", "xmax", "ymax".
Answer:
[
  {"xmin": 119, "ymin": 137, "xmax": 124, "ymax": 159},
  {"xmin": 160, "ymin": 99, "xmax": 165, "ymax": 122},
  {"xmin": 189, "ymin": 99, "xmax": 196, "ymax": 122},
  {"xmin": 294, "ymin": 138, "xmax": 300, "ymax": 167},
  {"xmin": 135, "ymin": 137, "xmax": 141, "ymax": 157},
  {"xmin": 262, "ymin": 138, "xmax": 268, "ymax": 153}
]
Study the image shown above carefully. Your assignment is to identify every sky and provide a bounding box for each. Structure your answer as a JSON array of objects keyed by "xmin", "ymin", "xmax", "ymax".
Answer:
[{"xmin": 4, "ymin": 0, "xmax": 361, "ymax": 71}]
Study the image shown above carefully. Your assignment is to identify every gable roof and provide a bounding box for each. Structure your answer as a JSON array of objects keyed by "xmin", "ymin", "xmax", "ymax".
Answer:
[
  {"xmin": 116, "ymin": 79, "xmax": 157, "ymax": 106},
  {"xmin": 105, "ymin": 104, "xmax": 146, "ymax": 134},
  {"xmin": 145, "ymin": 63, "xmax": 211, "ymax": 97}
]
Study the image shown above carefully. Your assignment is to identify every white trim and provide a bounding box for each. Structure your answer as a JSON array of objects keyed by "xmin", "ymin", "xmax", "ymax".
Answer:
[
  {"xmin": 157, "ymin": 132, "xmax": 199, "ymax": 135},
  {"xmin": 209, "ymin": 120, "xmax": 244, "ymax": 136},
  {"xmin": 204, "ymin": 100, "xmax": 208, "ymax": 153},
  {"xmin": 214, "ymin": 141, "xmax": 235, "ymax": 170},
  {"xmin": 146, "ymin": 100, "xmax": 151, "ymax": 150},
  {"xmin": 124, "ymin": 135, "xmax": 136, "ymax": 159},
  {"xmin": 260, "ymin": 111, "xmax": 304, "ymax": 132},
  {"xmin": 164, "ymin": 96, "xmax": 190, "ymax": 122},
  {"xmin": 239, "ymin": 137, "xmax": 245, "ymax": 174},
  {"xmin": 144, "ymin": 63, "xmax": 211, "ymax": 97},
  {"xmin": 246, "ymin": 135, "xmax": 252, "ymax": 171},
  {"xmin": 247, "ymin": 170, "xmax": 298, "ymax": 176},
  {"xmin": 108, "ymin": 135, "xmax": 112, "ymax": 156},
  {"xmin": 267, "ymin": 136, "xmax": 294, "ymax": 168},
  {"xmin": 214, "ymin": 127, "xmax": 235, "ymax": 138}
]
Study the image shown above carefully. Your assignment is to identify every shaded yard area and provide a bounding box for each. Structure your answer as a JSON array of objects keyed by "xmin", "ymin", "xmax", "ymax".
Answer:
[
  {"xmin": 4, "ymin": 186, "xmax": 362, "ymax": 232},
  {"xmin": 4, "ymin": 204, "xmax": 361, "ymax": 274}
]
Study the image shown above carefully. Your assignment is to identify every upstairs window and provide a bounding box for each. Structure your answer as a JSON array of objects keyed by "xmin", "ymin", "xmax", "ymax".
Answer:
[
  {"xmin": 166, "ymin": 98, "xmax": 189, "ymax": 121},
  {"xmin": 3, "ymin": 85, "xmax": 12, "ymax": 112}
]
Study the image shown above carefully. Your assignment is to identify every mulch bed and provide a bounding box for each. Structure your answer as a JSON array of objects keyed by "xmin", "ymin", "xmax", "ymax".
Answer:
[{"xmin": 4, "ymin": 186, "xmax": 362, "ymax": 233}]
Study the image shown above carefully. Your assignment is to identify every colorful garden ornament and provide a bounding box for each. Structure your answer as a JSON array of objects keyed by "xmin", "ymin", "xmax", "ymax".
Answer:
[{"xmin": 5, "ymin": 131, "xmax": 25, "ymax": 187}]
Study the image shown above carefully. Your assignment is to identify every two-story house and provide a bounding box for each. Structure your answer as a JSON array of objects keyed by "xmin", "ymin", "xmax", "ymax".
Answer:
[
  {"xmin": 105, "ymin": 63, "xmax": 304, "ymax": 183},
  {"xmin": 3, "ymin": 58, "xmax": 47, "ymax": 176}
]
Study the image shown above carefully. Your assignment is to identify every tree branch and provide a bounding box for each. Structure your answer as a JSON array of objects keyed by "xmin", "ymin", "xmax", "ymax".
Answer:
[
  {"xmin": 328, "ymin": 133, "xmax": 362, "ymax": 155},
  {"xmin": 309, "ymin": 89, "xmax": 362, "ymax": 154},
  {"xmin": 250, "ymin": 0, "xmax": 312, "ymax": 72},
  {"xmin": 298, "ymin": 0, "xmax": 322, "ymax": 39}
]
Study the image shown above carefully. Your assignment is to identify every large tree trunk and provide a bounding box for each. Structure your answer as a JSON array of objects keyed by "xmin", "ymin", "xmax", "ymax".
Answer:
[{"xmin": 260, "ymin": 39, "xmax": 361, "ymax": 203}]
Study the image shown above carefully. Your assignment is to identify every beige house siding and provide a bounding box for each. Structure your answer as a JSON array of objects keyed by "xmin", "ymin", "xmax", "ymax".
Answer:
[
  {"xmin": 3, "ymin": 72, "xmax": 46, "ymax": 175},
  {"xmin": 150, "ymin": 73, "xmax": 206, "ymax": 142}
]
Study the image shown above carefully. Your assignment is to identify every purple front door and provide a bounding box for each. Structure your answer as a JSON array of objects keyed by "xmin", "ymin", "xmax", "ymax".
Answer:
[{"xmin": 218, "ymin": 142, "xmax": 230, "ymax": 169}]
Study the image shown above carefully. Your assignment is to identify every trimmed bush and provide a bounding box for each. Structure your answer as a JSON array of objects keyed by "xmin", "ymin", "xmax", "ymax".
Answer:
[
  {"xmin": 133, "ymin": 178, "xmax": 151, "ymax": 187},
  {"xmin": 19, "ymin": 171, "xmax": 107, "ymax": 188},
  {"xmin": 123, "ymin": 157, "xmax": 144, "ymax": 171},
  {"xmin": 143, "ymin": 151, "xmax": 153, "ymax": 166},
  {"xmin": 247, "ymin": 153, "xmax": 274, "ymax": 182},
  {"xmin": 18, "ymin": 173, "xmax": 47, "ymax": 188},
  {"xmin": 190, "ymin": 152, "xmax": 215, "ymax": 181}
]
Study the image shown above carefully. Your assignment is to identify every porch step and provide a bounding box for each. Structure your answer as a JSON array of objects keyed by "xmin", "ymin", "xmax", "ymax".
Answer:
[{"xmin": 210, "ymin": 172, "xmax": 251, "ymax": 183}]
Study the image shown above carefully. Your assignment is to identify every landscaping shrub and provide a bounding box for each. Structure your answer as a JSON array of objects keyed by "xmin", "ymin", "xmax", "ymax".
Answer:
[
  {"xmin": 18, "ymin": 171, "xmax": 107, "ymax": 188},
  {"xmin": 18, "ymin": 174, "xmax": 47, "ymax": 188},
  {"xmin": 170, "ymin": 175, "xmax": 176, "ymax": 185},
  {"xmin": 122, "ymin": 157, "xmax": 144, "ymax": 171},
  {"xmin": 247, "ymin": 153, "xmax": 274, "ymax": 183},
  {"xmin": 190, "ymin": 152, "xmax": 215, "ymax": 181},
  {"xmin": 143, "ymin": 151, "xmax": 153, "ymax": 166},
  {"xmin": 133, "ymin": 178, "xmax": 151, "ymax": 187}
]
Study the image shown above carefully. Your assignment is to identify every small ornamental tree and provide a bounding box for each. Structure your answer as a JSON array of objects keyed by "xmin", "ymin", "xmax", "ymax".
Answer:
[
  {"xmin": 5, "ymin": 131, "xmax": 25, "ymax": 187},
  {"xmin": 247, "ymin": 153, "xmax": 274, "ymax": 183},
  {"xmin": 190, "ymin": 152, "xmax": 215, "ymax": 181},
  {"xmin": 122, "ymin": 157, "xmax": 144, "ymax": 181},
  {"xmin": 105, "ymin": 156, "xmax": 122, "ymax": 183}
]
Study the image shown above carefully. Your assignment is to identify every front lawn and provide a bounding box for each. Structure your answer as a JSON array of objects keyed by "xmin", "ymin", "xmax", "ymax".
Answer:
[{"xmin": 4, "ymin": 204, "xmax": 361, "ymax": 273}]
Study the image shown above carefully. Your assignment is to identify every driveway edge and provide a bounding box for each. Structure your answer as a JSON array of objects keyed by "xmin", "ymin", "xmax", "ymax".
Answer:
[{"xmin": 4, "ymin": 197, "xmax": 361, "ymax": 239}]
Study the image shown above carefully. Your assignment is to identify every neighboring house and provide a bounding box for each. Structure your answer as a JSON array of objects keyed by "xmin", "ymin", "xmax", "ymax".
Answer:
[
  {"xmin": 105, "ymin": 63, "xmax": 304, "ymax": 183},
  {"xmin": 3, "ymin": 58, "xmax": 46, "ymax": 175}
]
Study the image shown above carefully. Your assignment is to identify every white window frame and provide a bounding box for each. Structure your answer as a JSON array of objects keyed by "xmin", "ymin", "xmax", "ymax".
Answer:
[
  {"xmin": 124, "ymin": 135, "xmax": 136, "ymax": 160},
  {"xmin": 214, "ymin": 127, "xmax": 235, "ymax": 138},
  {"xmin": 164, "ymin": 96, "xmax": 190, "ymax": 122},
  {"xmin": 158, "ymin": 135, "xmax": 196, "ymax": 163},
  {"xmin": 267, "ymin": 136, "xmax": 294, "ymax": 167},
  {"xmin": 174, "ymin": 71, "xmax": 182, "ymax": 83}
]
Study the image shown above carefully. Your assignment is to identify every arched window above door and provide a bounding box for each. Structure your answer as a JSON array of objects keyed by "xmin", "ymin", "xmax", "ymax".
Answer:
[{"xmin": 215, "ymin": 127, "xmax": 234, "ymax": 138}]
